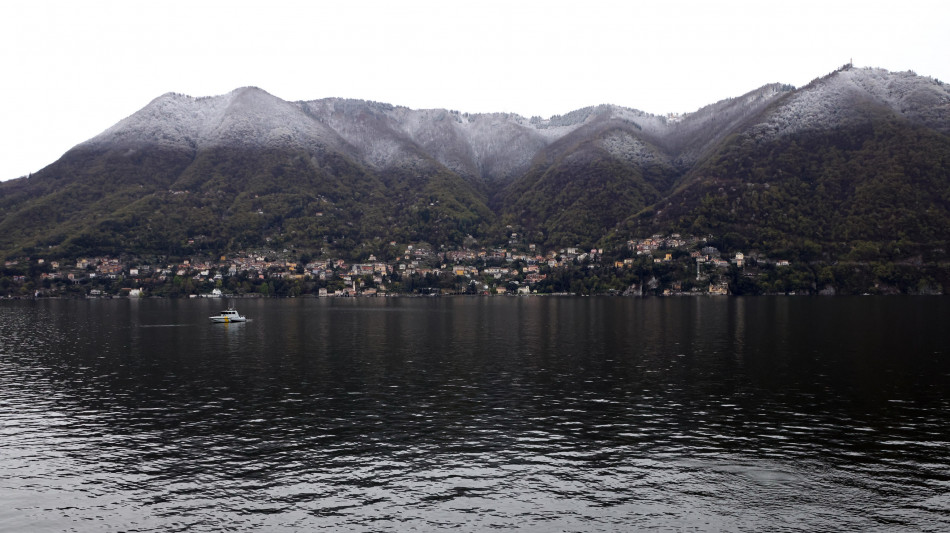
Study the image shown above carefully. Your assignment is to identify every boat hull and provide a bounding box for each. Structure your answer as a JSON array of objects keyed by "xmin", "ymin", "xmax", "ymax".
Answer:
[{"xmin": 209, "ymin": 316, "xmax": 246, "ymax": 323}]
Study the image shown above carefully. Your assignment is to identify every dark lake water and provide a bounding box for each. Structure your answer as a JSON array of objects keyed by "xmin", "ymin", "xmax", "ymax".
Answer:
[{"xmin": 1, "ymin": 296, "xmax": 948, "ymax": 531}]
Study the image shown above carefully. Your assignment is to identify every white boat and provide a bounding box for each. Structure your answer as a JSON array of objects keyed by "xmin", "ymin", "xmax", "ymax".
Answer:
[{"xmin": 209, "ymin": 308, "xmax": 246, "ymax": 323}]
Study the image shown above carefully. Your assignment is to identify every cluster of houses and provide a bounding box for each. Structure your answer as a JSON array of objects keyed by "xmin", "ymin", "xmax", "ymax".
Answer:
[{"xmin": 4, "ymin": 233, "xmax": 795, "ymax": 297}]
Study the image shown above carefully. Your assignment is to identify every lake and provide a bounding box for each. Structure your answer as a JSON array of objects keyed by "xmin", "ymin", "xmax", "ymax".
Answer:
[{"xmin": 1, "ymin": 296, "xmax": 948, "ymax": 531}]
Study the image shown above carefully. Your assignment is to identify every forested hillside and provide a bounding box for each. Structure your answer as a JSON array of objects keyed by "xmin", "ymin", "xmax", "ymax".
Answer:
[{"xmin": 1, "ymin": 66, "xmax": 948, "ymax": 275}]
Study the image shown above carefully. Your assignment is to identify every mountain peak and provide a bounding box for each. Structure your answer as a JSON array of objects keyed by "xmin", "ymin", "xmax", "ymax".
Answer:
[
  {"xmin": 82, "ymin": 85, "xmax": 342, "ymax": 153},
  {"xmin": 708, "ymin": 67, "xmax": 950, "ymax": 146}
]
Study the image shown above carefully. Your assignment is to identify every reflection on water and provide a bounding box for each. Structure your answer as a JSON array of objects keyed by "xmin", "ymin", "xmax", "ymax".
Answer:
[{"xmin": 1, "ymin": 297, "xmax": 948, "ymax": 531}]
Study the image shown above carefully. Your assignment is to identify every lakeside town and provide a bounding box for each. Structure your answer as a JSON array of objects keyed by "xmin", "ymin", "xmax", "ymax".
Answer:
[{"xmin": 0, "ymin": 231, "xmax": 941, "ymax": 298}]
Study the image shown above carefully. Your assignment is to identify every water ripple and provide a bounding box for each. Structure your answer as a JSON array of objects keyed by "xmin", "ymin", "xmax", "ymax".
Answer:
[{"xmin": 1, "ymin": 298, "xmax": 948, "ymax": 531}]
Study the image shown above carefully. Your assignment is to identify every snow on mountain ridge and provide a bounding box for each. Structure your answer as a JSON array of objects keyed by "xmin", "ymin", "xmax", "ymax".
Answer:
[
  {"xmin": 77, "ymin": 87, "xmax": 792, "ymax": 181},
  {"xmin": 86, "ymin": 87, "xmax": 343, "ymax": 153},
  {"xmin": 748, "ymin": 67, "xmax": 950, "ymax": 141},
  {"xmin": 197, "ymin": 87, "xmax": 343, "ymax": 150},
  {"xmin": 86, "ymin": 91, "xmax": 222, "ymax": 150},
  {"xmin": 76, "ymin": 68, "xmax": 949, "ymax": 183}
]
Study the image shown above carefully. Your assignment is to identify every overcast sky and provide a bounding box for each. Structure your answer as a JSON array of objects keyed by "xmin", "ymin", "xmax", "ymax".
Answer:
[{"xmin": 1, "ymin": 0, "xmax": 947, "ymax": 181}]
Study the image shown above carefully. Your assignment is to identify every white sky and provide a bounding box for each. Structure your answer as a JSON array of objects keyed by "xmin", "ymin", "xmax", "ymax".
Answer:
[{"xmin": 1, "ymin": 0, "xmax": 948, "ymax": 181}]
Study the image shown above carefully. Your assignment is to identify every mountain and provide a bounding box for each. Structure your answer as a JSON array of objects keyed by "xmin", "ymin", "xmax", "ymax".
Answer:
[
  {"xmin": 0, "ymin": 88, "xmax": 495, "ymax": 259},
  {"xmin": 625, "ymin": 66, "xmax": 950, "ymax": 260},
  {"xmin": 493, "ymin": 86, "xmax": 794, "ymax": 246},
  {"xmin": 1, "ymin": 65, "xmax": 949, "ymax": 263}
]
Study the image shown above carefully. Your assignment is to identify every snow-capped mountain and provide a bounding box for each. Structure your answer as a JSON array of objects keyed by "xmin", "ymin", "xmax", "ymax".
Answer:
[
  {"xmin": 746, "ymin": 67, "xmax": 950, "ymax": 141},
  {"xmin": 1, "ymin": 65, "xmax": 948, "ymax": 260},
  {"xmin": 87, "ymin": 87, "xmax": 345, "ymax": 152},
  {"xmin": 78, "ymin": 81, "xmax": 790, "ymax": 186},
  {"xmin": 63, "ymin": 64, "xmax": 950, "ymax": 184}
]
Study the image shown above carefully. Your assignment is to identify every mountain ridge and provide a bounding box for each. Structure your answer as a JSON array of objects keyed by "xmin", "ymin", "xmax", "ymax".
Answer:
[{"xmin": 1, "ymin": 66, "xmax": 949, "ymax": 266}]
